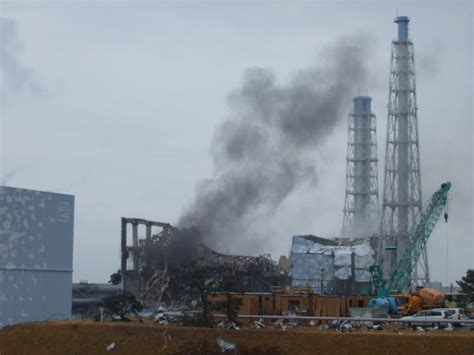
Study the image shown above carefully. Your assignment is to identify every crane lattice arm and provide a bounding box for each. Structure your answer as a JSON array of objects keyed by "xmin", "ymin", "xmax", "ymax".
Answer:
[
  {"xmin": 371, "ymin": 182, "xmax": 452, "ymax": 296},
  {"xmin": 388, "ymin": 182, "xmax": 452, "ymax": 292}
]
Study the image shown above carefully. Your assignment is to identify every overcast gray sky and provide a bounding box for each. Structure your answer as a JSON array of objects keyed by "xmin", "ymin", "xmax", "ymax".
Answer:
[{"xmin": 0, "ymin": 1, "xmax": 472, "ymax": 284}]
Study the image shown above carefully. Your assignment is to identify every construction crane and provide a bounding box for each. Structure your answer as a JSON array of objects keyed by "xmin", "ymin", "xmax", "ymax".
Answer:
[{"xmin": 371, "ymin": 181, "xmax": 452, "ymax": 298}]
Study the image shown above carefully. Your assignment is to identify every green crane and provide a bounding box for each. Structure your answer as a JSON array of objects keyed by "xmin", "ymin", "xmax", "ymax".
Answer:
[{"xmin": 371, "ymin": 182, "xmax": 452, "ymax": 297}]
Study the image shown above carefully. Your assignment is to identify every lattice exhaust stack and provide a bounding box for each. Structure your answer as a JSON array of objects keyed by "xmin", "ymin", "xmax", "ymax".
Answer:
[
  {"xmin": 342, "ymin": 96, "xmax": 379, "ymax": 239},
  {"xmin": 379, "ymin": 16, "xmax": 426, "ymax": 286}
]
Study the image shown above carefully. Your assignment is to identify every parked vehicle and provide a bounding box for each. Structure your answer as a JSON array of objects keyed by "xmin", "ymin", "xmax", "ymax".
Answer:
[
  {"xmin": 433, "ymin": 308, "xmax": 465, "ymax": 320},
  {"xmin": 401, "ymin": 309, "xmax": 449, "ymax": 328},
  {"xmin": 432, "ymin": 308, "xmax": 465, "ymax": 326},
  {"xmin": 465, "ymin": 303, "xmax": 474, "ymax": 319}
]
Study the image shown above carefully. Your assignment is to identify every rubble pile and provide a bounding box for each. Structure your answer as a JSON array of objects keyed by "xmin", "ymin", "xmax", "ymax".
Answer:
[{"xmin": 121, "ymin": 218, "xmax": 289, "ymax": 306}]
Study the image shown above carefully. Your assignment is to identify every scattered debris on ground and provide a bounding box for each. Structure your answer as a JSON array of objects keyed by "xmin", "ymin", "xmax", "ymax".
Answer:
[
  {"xmin": 0, "ymin": 321, "xmax": 473, "ymax": 355},
  {"xmin": 106, "ymin": 342, "xmax": 116, "ymax": 352},
  {"xmin": 216, "ymin": 335, "xmax": 236, "ymax": 352}
]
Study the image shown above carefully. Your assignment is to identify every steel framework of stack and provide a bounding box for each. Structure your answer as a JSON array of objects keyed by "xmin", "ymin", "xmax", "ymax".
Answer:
[
  {"xmin": 379, "ymin": 16, "xmax": 427, "ymax": 287},
  {"xmin": 342, "ymin": 96, "xmax": 379, "ymax": 238}
]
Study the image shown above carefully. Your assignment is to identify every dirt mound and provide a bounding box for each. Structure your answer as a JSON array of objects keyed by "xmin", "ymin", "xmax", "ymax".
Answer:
[{"xmin": 0, "ymin": 321, "xmax": 473, "ymax": 354}]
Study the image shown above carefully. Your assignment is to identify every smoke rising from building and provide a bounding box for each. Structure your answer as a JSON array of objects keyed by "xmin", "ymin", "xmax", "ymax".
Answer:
[
  {"xmin": 0, "ymin": 17, "xmax": 41, "ymax": 186},
  {"xmin": 0, "ymin": 17, "xmax": 41, "ymax": 101},
  {"xmin": 179, "ymin": 36, "xmax": 373, "ymax": 253}
]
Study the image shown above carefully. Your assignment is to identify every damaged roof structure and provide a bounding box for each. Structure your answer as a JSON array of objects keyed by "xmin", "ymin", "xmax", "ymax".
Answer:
[
  {"xmin": 120, "ymin": 218, "xmax": 289, "ymax": 305},
  {"xmin": 289, "ymin": 235, "xmax": 374, "ymax": 295}
]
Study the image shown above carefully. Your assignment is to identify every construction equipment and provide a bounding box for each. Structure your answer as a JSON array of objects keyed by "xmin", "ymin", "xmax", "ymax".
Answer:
[
  {"xmin": 392, "ymin": 287, "xmax": 444, "ymax": 316},
  {"xmin": 369, "ymin": 182, "xmax": 452, "ymax": 313}
]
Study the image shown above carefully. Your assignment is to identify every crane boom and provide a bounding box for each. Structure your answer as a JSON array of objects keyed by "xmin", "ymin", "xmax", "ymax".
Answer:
[
  {"xmin": 388, "ymin": 181, "xmax": 451, "ymax": 291},
  {"xmin": 372, "ymin": 182, "xmax": 452, "ymax": 295}
]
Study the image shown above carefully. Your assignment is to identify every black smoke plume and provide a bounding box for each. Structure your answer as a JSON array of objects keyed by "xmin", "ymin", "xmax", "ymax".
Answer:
[{"xmin": 179, "ymin": 36, "xmax": 372, "ymax": 253}]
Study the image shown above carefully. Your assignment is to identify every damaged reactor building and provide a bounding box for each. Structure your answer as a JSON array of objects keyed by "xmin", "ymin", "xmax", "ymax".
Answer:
[
  {"xmin": 120, "ymin": 218, "xmax": 375, "ymax": 301},
  {"xmin": 120, "ymin": 217, "xmax": 289, "ymax": 304},
  {"xmin": 289, "ymin": 235, "xmax": 373, "ymax": 295}
]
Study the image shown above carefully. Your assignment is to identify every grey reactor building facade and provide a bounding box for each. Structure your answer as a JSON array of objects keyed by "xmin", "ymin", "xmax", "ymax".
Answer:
[{"xmin": 0, "ymin": 186, "xmax": 74, "ymax": 327}]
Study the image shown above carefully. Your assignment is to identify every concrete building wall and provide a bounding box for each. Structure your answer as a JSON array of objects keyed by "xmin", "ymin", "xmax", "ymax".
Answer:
[{"xmin": 0, "ymin": 186, "xmax": 74, "ymax": 327}]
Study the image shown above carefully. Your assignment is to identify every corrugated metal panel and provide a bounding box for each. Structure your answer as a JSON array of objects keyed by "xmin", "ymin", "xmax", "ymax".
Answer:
[
  {"xmin": 0, "ymin": 186, "xmax": 74, "ymax": 327},
  {"xmin": 289, "ymin": 235, "xmax": 374, "ymax": 290}
]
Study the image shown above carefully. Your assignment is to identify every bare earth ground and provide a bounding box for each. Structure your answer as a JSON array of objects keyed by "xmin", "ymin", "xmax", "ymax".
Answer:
[{"xmin": 0, "ymin": 321, "xmax": 473, "ymax": 355}]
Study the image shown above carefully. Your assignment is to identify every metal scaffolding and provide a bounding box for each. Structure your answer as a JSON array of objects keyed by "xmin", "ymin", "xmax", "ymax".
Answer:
[
  {"xmin": 379, "ymin": 16, "xmax": 427, "ymax": 286},
  {"xmin": 342, "ymin": 96, "xmax": 379, "ymax": 238}
]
